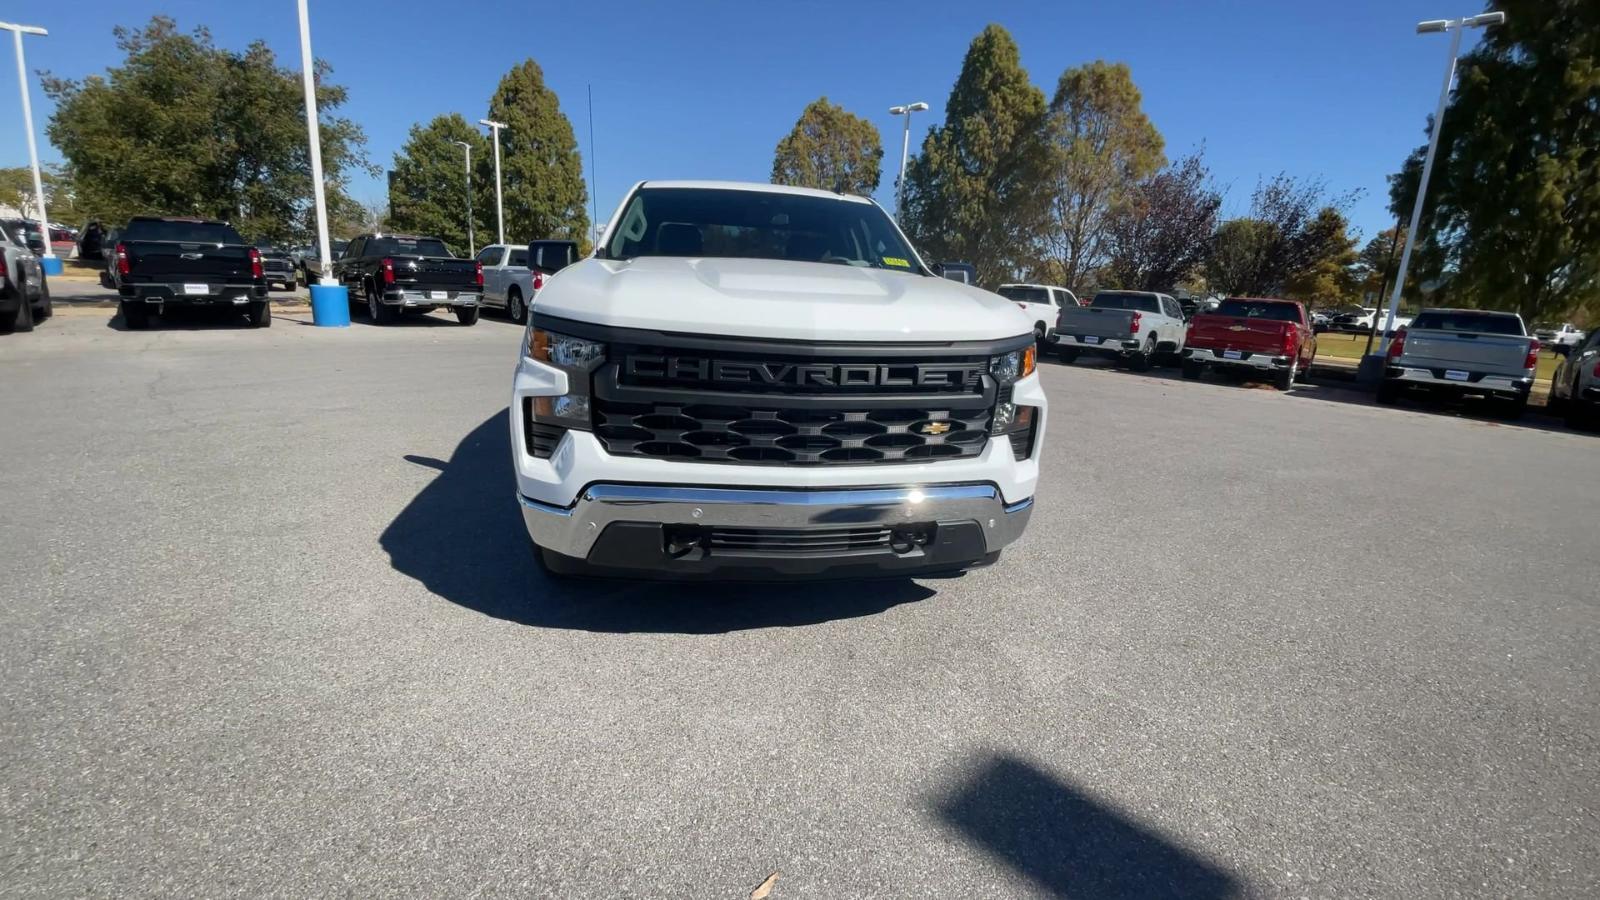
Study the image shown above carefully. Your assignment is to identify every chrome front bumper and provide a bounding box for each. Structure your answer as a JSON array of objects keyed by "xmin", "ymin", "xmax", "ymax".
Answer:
[{"xmin": 518, "ymin": 482, "xmax": 1033, "ymax": 561}]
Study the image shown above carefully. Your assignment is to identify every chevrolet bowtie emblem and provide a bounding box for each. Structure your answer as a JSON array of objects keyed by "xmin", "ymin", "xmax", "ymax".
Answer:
[
  {"xmin": 919, "ymin": 421, "xmax": 953, "ymax": 435},
  {"xmin": 1228, "ymin": 324, "xmax": 1248, "ymax": 331}
]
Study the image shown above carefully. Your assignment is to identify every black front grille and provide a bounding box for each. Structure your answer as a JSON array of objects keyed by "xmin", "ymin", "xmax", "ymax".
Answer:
[
  {"xmin": 706, "ymin": 526, "xmax": 893, "ymax": 556},
  {"xmin": 590, "ymin": 342, "xmax": 999, "ymax": 466},
  {"xmin": 594, "ymin": 399, "xmax": 991, "ymax": 464}
]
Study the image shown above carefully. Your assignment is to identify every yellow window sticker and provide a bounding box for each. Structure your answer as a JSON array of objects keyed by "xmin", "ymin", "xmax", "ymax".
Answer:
[{"xmin": 882, "ymin": 256, "xmax": 910, "ymax": 268}]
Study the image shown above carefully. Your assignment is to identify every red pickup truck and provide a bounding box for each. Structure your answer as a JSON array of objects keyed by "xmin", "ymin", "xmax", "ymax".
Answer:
[{"xmin": 1181, "ymin": 298, "xmax": 1317, "ymax": 391}]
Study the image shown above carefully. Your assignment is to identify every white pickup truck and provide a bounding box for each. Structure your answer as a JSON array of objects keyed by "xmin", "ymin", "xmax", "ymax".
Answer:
[
  {"xmin": 510, "ymin": 180, "xmax": 1045, "ymax": 579},
  {"xmin": 477, "ymin": 240, "xmax": 579, "ymax": 323},
  {"xmin": 997, "ymin": 283, "xmax": 1079, "ymax": 343},
  {"xmin": 1534, "ymin": 322, "xmax": 1585, "ymax": 354},
  {"xmin": 1051, "ymin": 290, "xmax": 1187, "ymax": 370}
]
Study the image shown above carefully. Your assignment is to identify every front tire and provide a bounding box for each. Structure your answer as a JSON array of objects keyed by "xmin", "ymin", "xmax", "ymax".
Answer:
[
  {"xmin": 455, "ymin": 305, "xmax": 480, "ymax": 326},
  {"xmin": 507, "ymin": 288, "xmax": 527, "ymax": 324}
]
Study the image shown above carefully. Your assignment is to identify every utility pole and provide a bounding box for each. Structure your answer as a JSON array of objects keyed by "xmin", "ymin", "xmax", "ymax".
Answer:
[
  {"xmin": 479, "ymin": 119, "xmax": 507, "ymax": 244},
  {"xmin": 1, "ymin": 20, "xmax": 56, "ymax": 272},
  {"xmin": 888, "ymin": 102, "xmax": 928, "ymax": 217},
  {"xmin": 452, "ymin": 140, "xmax": 474, "ymax": 255}
]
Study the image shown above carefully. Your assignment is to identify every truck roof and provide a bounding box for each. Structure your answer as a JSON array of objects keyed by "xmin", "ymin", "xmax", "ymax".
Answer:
[{"xmin": 638, "ymin": 180, "xmax": 875, "ymax": 204}]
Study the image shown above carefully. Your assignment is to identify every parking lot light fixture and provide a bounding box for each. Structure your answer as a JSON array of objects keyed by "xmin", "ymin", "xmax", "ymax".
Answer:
[
  {"xmin": 479, "ymin": 119, "xmax": 507, "ymax": 245},
  {"xmin": 1, "ymin": 20, "xmax": 56, "ymax": 272},
  {"xmin": 452, "ymin": 140, "xmax": 474, "ymax": 256},
  {"xmin": 888, "ymin": 102, "xmax": 929, "ymax": 218},
  {"xmin": 1379, "ymin": 10, "xmax": 1506, "ymax": 354}
]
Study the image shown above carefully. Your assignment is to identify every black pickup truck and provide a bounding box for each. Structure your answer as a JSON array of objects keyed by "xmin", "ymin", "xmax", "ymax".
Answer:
[
  {"xmin": 113, "ymin": 217, "xmax": 269, "ymax": 329},
  {"xmin": 334, "ymin": 233, "xmax": 482, "ymax": 325}
]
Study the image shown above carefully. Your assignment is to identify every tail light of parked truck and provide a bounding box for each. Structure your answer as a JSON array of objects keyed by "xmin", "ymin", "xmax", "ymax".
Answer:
[
  {"xmin": 248, "ymin": 247, "xmax": 264, "ymax": 280},
  {"xmin": 1524, "ymin": 341, "xmax": 1540, "ymax": 370},
  {"xmin": 533, "ymin": 271, "xmax": 545, "ymax": 292},
  {"xmin": 115, "ymin": 242, "xmax": 130, "ymax": 276},
  {"xmin": 1282, "ymin": 326, "xmax": 1299, "ymax": 359},
  {"xmin": 1129, "ymin": 310, "xmax": 1142, "ymax": 334},
  {"xmin": 381, "ymin": 257, "xmax": 395, "ymax": 286},
  {"xmin": 475, "ymin": 261, "xmax": 484, "ymax": 287},
  {"xmin": 1387, "ymin": 330, "xmax": 1407, "ymax": 360}
]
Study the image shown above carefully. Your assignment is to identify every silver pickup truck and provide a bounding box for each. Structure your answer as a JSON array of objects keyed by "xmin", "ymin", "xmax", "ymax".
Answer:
[
  {"xmin": 1051, "ymin": 290, "xmax": 1187, "ymax": 371},
  {"xmin": 1377, "ymin": 308, "xmax": 1538, "ymax": 417}
]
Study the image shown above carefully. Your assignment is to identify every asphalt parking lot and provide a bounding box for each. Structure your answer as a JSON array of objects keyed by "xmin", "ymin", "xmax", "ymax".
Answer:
[{"xmin": 2, "ymin": 310, "xmax": 1596, "ymax": 898}]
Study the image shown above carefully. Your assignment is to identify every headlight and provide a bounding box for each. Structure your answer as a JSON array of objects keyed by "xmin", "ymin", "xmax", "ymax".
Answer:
[
  {"xmin": 525, "ymin": 327, "xmax": 606, "ymax": 431},
  {"xmin": 528, "ymin": 328, "xmax": 605, "ymax": 368},
  {"xmin": 989, "ymin": 345, "xmax": 1037, "ymax": 385}
]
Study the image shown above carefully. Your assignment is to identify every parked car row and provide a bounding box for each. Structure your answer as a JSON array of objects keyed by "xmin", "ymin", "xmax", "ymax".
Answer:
[{"xmin": 1038, "ymin": 288, "xmax": 1568, "ymax": 423}]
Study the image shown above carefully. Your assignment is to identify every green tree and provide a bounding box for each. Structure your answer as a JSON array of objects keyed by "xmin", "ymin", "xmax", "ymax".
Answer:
[
  {"xmin": 1283, "ymin": 207, "xmax": 1359, "ymax": 305},
  {"xmin": 1204, "ymin": 218, "xmax": 1276, "ymax": 296},
  {"xmin": 771, "ymin": 97, "xmax": 883, "ymax": 195},
  {"xmin": 902, "ymin": 24, "xmax": 1050, "ymax": 286},
  {"xmin": 1102, "ymin": 151, "xmax": 1220, "ymax": 291},
  {"xmin": 1389, "ymin": 0, "xmax": 1599, "ymax": 324},
  {"xmin": 1043, "ymin": 61, "xmax": 1165, "ymax": 290},
  {"xmin": 387, "ymin": 114, "xmax": 488, "ymax": 254},
  {"xmin": 42, "ymin": 17, "xmax": 372, "ymax": 245},
  {"xmin": 483, "ymin": 60, "xmax": 589, "ymax": 245},
  {"xmin": 1203, "ymin": 175, "xmax": 1358, "ymax": 297},
  {"xmin": 1351, "ymin": 226, "xmax": 1417, "ymax": 305}
]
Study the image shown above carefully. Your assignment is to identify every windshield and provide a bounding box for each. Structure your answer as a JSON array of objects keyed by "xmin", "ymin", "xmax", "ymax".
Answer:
[
  {"xmin": 122, "ymin": 219, "xmax": 245, "ymax": 244},
  {"xmin": 1410, "ymin": 311, "xmax": 1525, "ymax": 335},
  {"xmin": 1216, "ymin": 300, "xmax": 1301, "ymax": 322},
  {"xmin": 998, "ymin": 286, "xmax": 1050, "ymax": 304},
  {"xmin": 1091, "ymin": 292, "xmax": 1161, "ymax": 313},
  {"xmin": 368, "ymin": 237, "xmax": 452, "ymax": 257},
  {"xmin": 605, "ymin": 187, "xmax": 919, "ymax": 272}
]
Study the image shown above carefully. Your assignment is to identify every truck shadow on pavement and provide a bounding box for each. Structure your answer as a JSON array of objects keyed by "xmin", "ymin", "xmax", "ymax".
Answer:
[
  {"xmin": 379, "ymin": 411, "xmax": 937, "ymax": 633},
  {"xmin": 934, "ymin": 755, "xmax": 1242, "ymax": 899}
]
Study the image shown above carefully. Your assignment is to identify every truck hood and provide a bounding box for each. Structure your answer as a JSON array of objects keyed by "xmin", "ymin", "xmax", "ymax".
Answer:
[{"xmin": 531, "ymin": 256, "xmax": 1031, "ymax": 342}]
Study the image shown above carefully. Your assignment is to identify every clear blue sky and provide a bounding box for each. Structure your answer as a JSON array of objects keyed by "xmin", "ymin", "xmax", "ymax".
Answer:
[{"xmin": 1, "ymin": 0, "xmax": 1490, "ymax": 242}]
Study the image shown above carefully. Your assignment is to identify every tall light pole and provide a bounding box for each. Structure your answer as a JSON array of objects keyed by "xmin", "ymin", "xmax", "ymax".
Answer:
[
  {"xmin": 479, "ymin": 119, "xmax": 506, "ymax": 244},
  {"xmin": 1, "ymin": 20, "xmax": 57, "ymax": 273},
  {"xmin": 296, "ymin": 0, "xmax": 348, "ymax": 326},
  {"xmin": 452, "ymin": 140, "xmax": 474, "ymax": 255},
  {"xmin": 888, "ymin": 102, "xmax": 928, "ymax": 218},
  {"xmin": 1378, "ymin": 11, "xmax": 1506, "ymax": 354}
]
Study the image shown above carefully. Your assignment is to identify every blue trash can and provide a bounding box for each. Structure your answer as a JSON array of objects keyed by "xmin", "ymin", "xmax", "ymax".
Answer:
[
  {"xmin": 39, "ymin": 256, "xmax": 64, "ymax": 276},
  {"xmin": 309, "ymin": 284, "xmax": 350, "ymax": 327}
]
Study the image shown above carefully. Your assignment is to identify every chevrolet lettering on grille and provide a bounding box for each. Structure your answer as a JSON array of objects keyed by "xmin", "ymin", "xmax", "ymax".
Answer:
[{"xmin": 624, "ymin": 355, "xmax": 983, "ymax": 390}]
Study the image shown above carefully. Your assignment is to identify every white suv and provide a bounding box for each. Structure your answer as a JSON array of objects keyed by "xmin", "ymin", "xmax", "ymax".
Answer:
[{"xmin": 510, "ymin": 181, "xmax": 1046, "ymax": 579}]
